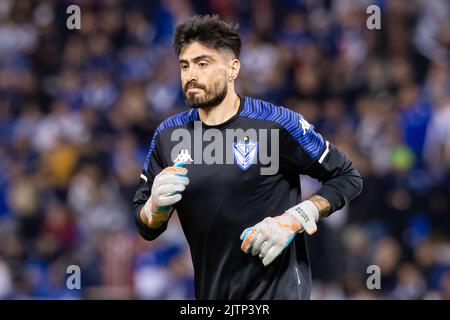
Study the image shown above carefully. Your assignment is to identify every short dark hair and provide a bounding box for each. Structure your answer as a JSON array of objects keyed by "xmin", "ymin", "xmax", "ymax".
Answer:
[{"xmin": 172, "ymin": 14, "xmax": 241, "ymax": 59}]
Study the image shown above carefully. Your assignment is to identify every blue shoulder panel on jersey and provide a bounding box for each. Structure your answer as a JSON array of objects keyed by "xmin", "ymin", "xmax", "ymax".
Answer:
[
  {"xmin": 144, "ymin": 108, "xmax": 199, "ymax": 171},
  {"xmin": 240, "ymin": 97, "xmax": 325, "ymax": 159}
]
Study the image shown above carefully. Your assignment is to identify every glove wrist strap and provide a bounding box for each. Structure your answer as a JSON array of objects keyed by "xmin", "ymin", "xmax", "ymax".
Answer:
[{"xmin": 287, "ymin": 200, "xmax": 319, "ymax": 232}]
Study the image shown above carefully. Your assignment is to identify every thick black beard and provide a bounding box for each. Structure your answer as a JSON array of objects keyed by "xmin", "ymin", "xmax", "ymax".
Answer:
[{"xmin": 185, "ymin": 81, "xmax": 228, "ymax": 109}]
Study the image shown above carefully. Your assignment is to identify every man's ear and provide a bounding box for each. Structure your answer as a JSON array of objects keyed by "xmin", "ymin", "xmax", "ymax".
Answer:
[{"xmin": 228, "ymin": 59, "xmax": 240, "ymax": 81}]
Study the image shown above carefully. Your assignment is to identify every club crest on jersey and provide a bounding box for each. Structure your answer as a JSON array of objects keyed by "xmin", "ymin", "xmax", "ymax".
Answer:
[{"xmin": 233, "ymin": 136, "xmax": 258, "ymax": 171}]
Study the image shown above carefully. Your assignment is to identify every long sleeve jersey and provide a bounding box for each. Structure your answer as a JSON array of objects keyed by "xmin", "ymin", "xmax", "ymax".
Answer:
[{"xmin": 133, "ymin": 95, "xmax": 363, "ymax": 299}]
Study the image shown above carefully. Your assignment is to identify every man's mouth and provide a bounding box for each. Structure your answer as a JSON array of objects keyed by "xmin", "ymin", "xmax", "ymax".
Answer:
[
  {"xmin": 186, "ymin": 86, "xmax": 203, "ymax": 93},
  {"xmin": 186, "ymin": 83, "xmax": 204, "ymax": 92}
]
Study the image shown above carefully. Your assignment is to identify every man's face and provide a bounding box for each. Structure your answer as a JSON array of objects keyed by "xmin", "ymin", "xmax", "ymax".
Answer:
[{"xmin": 179, "ymin": 42, "xmax": 232, "ymax": 109}]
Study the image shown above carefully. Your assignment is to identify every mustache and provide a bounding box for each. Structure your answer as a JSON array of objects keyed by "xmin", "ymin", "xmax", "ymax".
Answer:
[{"xmin": 184, "ymin": 81, "xmax": 206, "ymax": 92}]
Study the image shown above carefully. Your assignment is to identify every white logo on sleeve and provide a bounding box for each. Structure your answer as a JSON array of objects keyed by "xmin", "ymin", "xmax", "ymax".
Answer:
[{"xmin": 299, "ymin": 118, "xmax": 311, "ymax": 135}]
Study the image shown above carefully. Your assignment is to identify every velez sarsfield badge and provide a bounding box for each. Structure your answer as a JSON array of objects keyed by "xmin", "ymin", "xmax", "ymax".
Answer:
[{"xmin": 233, "ymin": 136, "xmax": 258, "ymax": 171}]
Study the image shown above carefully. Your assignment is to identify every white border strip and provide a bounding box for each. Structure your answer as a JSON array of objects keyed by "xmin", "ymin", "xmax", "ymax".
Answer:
[{"xmin": 318, "ymin": 140, "xmax": 329, "ymax": 164}]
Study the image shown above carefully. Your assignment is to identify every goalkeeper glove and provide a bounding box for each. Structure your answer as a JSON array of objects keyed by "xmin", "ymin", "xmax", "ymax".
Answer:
[
  {"xmin": 143, "ymin": 162, "xmax": 189, "ymax": 225},
  {"xmin": 240, "ymin": 200, "xmax": 319, "ymax": 266}
]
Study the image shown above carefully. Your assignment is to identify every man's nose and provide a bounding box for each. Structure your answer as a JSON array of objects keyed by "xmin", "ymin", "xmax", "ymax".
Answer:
[{"xmin": 186, "ymin": 66, "xmax": 199, "ymax": 82}]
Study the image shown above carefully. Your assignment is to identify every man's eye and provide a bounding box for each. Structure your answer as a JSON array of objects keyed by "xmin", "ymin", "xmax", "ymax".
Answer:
[
  {"xmin": 199, "ymin": 62, "xmax": 208, "ymax": 68},
  {"xmin": 181, "ymin": 65, "xmax": 188, "ymax": 70}
]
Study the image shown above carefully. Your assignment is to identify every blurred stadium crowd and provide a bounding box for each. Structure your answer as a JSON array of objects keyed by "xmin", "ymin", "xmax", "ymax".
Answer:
[{"xmin": 0, "ymin": 0, "xmax": 449, "ymax": 299}]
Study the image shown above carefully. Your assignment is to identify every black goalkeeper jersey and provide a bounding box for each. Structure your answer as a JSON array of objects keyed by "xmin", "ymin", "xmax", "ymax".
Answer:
[{"xmin": 133, "ymin": 95, "xmax": 362, "ymax": 300}]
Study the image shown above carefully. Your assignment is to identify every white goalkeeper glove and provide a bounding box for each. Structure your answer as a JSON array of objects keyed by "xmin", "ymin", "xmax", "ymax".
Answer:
[
  {"xmin": 143, "ymin": 162, "xmax": 189, "ymax": 225},
  {"xmin": 240, "ymin": 200, "xmax": 319, "ymax": 266}
]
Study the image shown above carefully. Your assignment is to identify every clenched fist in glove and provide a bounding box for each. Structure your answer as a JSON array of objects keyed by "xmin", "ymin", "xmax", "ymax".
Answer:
[
  {"xmin": 240, "ymin": 200, "xmax": 319, "ymax": 266},
  {"xmin": 142, "ymin": 162, "xmax": 189, "ymax": 227}
]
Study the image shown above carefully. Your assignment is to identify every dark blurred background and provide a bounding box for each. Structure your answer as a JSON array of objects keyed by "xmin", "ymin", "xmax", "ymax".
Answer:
[{"xmin": 0, "ymin": 0, "xmax": 449, "ymax": 299}]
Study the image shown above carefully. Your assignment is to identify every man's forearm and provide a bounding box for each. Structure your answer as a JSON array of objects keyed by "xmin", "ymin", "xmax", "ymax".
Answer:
[
  {"xmin": 134, "ymin": 204, "xmax": 169, "ymax": 241},
  {"xmin": 139, "ymin": 207, "xmax": 165, "ymax": 229},
  {"xmin": 308, "ymin": 194, "xmax": 332, "ymax": 219}
]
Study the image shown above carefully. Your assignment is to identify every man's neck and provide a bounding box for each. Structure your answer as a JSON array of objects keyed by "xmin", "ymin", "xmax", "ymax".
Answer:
[{"xmin": 197, "ymin": 91, "xmax": 240, "ymax": 126}]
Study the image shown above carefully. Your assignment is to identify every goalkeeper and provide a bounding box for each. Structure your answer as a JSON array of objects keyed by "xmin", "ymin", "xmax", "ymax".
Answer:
[{"xmin": 133, "ymin": 15, "xmax": 363, "ymax": 299}]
